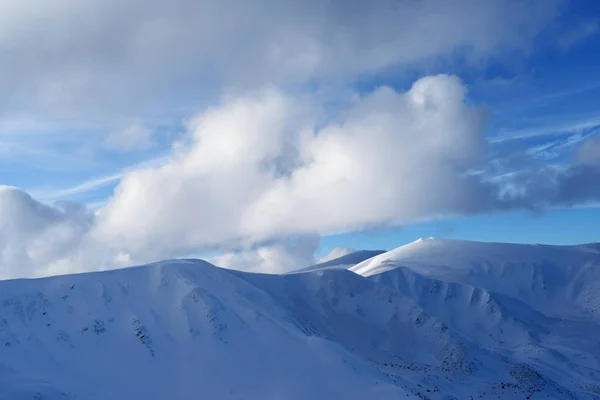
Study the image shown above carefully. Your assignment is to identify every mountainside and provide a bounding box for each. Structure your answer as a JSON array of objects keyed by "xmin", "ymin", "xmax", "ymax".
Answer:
[
  {"xmin": 0, "ymin": 239, "xmax": 599, "ymax": 399},
  {"xmin": 292, "ymin": 249, "xmax": 386, "ymax": 273},
  {"xmin": 352, "ymin": 238, "xmax": 600, "ymax": 321}
]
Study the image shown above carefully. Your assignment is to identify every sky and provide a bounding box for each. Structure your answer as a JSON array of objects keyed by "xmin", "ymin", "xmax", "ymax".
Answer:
[{"xmin": 0, "ymin": 0, "xmax": 599, "ymax": 278}]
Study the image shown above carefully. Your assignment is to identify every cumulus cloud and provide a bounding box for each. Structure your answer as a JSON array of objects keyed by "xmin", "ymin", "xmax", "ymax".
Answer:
[
  {"xmin": 0, "ymin": 78, "xmax": 598, "ymax": 278},
  {"xmin": 86, "ymin": 75, "xmax": 498, "ymax": 265},
  {"xmin": 0, "ymin": 0, "xmax": 593, "ymax": 278},
  {"xmin": 0, "ymin": 186, "xmax": 93, "ymax": 278},
  {"xmin": 0, "ymin": 0, "xmax": 559, "ymax": 116}
]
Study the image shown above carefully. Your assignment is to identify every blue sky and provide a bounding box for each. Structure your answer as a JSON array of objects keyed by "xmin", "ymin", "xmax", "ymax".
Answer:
[
  {"xmin": 318, "ymin": 207, "xmax": 600, "ymax": 257},
  {"xmin": 0, "ymin": 0, "xmax": 599, "ymax": 276}
]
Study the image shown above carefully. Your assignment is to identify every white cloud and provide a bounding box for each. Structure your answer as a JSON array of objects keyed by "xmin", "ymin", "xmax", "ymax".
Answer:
[
  {"xmin": 0, "ymin": 0, "xmax": 559, "ymax": 117},
  {"xmin": 317, "ymin": 247, "xmax": 355, "ymax": 264},
  {"xmin": 32, "ymin": 174, "xmax": 123, "ymax": 202},
  {"xmin": 0, "ymin": 77, "xmax": 599, "ymax": 278},
  {"xmin": 211, "ymin": 237, "xmax": 319, "ymax": 274},
  {"xmin": 0, "ymin": 186, "xmax": 93, "ymax": 278},
  {"xmin": 0, "ymin": 0, "xmax": 589, "ymax": 278},
  {"xmin": 28, "ymin": 153, "xmax": 173, "ymax": 203},
  {"xmin": 91, "ymin": 75, "xmax": 492, "ymax": 263}
]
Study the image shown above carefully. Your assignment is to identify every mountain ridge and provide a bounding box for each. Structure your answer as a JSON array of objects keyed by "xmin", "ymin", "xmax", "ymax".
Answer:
[
  {"xmin": 0, "ymin": 239, "xmax": 598, "ymax": 399},
  {"xmin": 290, "ymin": 249, "xmax": 386, "ymax": 274}
]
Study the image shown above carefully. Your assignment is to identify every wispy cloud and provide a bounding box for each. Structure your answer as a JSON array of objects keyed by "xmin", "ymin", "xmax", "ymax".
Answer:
[
  {"xmin": 33, "ymin": 173, "xmax": 123, "ymax": 201},
  {"xmin": 493, "ymin": 81, "xmax": 600, "ymax": 117},
  {"xmin": 30, "ymin": 152, "xmax": 172, "ymax": 203},
  {"xmin": 489, "ymin": 116, "xmax": 600, "ymax": 144},
  {"xmin": 557, "ymin": 18, "xmax": 599, "ymax": 51},
  {"xmin": 524, "ymin": 131, "xmax": 599, "ymax": 160}
]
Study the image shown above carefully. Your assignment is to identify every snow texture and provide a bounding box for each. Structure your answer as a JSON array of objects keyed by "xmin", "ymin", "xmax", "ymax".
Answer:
[{"xmin": 0, "ymin": 238, "xmax": 598, "ymax": 399}]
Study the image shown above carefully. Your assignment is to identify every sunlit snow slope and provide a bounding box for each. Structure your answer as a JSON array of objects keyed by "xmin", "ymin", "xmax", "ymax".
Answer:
[
  {"xmin": 0, "ymin": 239, "xmax": 599, "ymax": 399},
  {"xmin": 291, "ymin": 249, "xmax": 386, "ymax": 273}
]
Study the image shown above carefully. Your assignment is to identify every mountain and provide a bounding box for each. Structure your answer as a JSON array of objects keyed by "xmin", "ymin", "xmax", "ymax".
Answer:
[
  {"xmin": 0, "ymin": 259, "xmax": 412, "ymax": 400},
  {"xmin": 292, "ymin": 249, "xmax": 386, "ymax": 273},
  {"xmin": 0, "ymin": 239, "xmax": 598, "ymax": 399},
  {"xmin": 351, "ymin": 238, "xmax": 600, "ymax": 321}
]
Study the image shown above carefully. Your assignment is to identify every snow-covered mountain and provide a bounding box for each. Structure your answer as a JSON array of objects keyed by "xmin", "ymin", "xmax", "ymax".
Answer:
[
  {"xmin": 352, "ymin": 238, "xmax": 600, "ymax": 321},
  {"xmin": 292, "ymin": 249, "xmax": 386, "ymax": 273},
  {"xmin": 1, "ymin": 239, "xmax": 599, "ymax": 399}
]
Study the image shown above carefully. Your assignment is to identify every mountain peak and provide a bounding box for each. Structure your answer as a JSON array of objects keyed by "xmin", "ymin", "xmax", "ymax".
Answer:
[{"xmin": 351, "ymin": 238, "xmax": 600, "ymax": 321}]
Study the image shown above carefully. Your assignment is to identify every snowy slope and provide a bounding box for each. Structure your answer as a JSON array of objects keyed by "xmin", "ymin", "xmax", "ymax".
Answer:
[
  {"xmin": 0, "ymin": 260, "xmax": 414, "ymax": 400},
  {"xmin": 291, "ymin": 249, "xmax": 386, "ymax": 273},
  {"xmin": 0, "ymin": 240, "xmax": 598, "ymax": 399},
  {"xmin": 351, "ymin": 238, "xmax": 600, "ymax": 320},
  {"xmin": 351, "ymin": 238, "xmax": 600, "ymax": 398}
]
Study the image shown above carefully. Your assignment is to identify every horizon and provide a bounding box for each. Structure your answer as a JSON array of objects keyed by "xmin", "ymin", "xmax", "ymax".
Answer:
[
  {"xmin": 196, "ymin": 235, "xmax": 600, "ymax": 270},
  {"xmin": 1, "ymin": 0, "xmax": 600, "ymax": 278}
]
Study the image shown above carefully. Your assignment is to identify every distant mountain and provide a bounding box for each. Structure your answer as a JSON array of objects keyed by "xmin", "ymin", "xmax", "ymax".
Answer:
[
  {"xmin": 351, "ymin": 237, "xmax": 600, "ymax": 321},
  {"xmin": 292, "ymin": 249, "xmax": 386, "ymax": 273},
  {"xmin": 0, "ymin": 239, "xmax": 599, "ymax": 399}
]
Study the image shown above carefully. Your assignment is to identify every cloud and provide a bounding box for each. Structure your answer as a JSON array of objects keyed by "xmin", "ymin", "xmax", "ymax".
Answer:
[
  {"xmin": 550, "ymin": 135, "xmax": 600, "ymax": 205},
  {"xmin": 491, "ymin": 134, "xmax": 600, "ymax": 209},
  {"xmin": 211, "ymin": 236, "xmax": 319, "ymax": 274},
  {"xmin": 105, "ymin": 122, "xmax": 154, "ymax": 152},
  {"xmin": 0, "ymin": 186, "xmax": 93, "ymax": 278},
  {"xmin": 0, "ymin": 0, "xmax": 560, "ymax": 117},
  {"xmin": 557, "ymin": 18, "xmax": 599, "ymax": 51},
  {"xmin": 0, "ymin": 1, "xmax": 596, "ymax": 279},
  {"xmin": 488, "ymin": 116, "xmax": 600, "ymax": 144},
  {"xmin": 28, "ymin": 152, "xmax": 173, "ymax": 203},
  {"xmin": 32, "ymin": 174, "xmax": 123, "ymax": 202},
  {"xmin": 91, "ymin": 75, "xmax": 493, "ymax": 263},
  {"xmin": 576, "ymin": 134, "xmax": 600, "ymax": 167},
  {"xmin": 0, "ymin": 77, "xmax": 599, "ymax": 278},
  {"xmin": 317, "ymin": 247, "xmax": 355, "ymax": 264}
]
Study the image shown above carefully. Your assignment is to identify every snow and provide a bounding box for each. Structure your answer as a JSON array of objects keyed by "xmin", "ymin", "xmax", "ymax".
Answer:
[
  {"xmin": 291, "ymin": 249, "xmax": 386, "ymax": 273},
  {"xmin": 351, "ymin": 238, "xmax": 600, "ymax": 320},
  {"xmin": 0, "ymin": 239, "xmax": 599, "ymax": 399}
]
